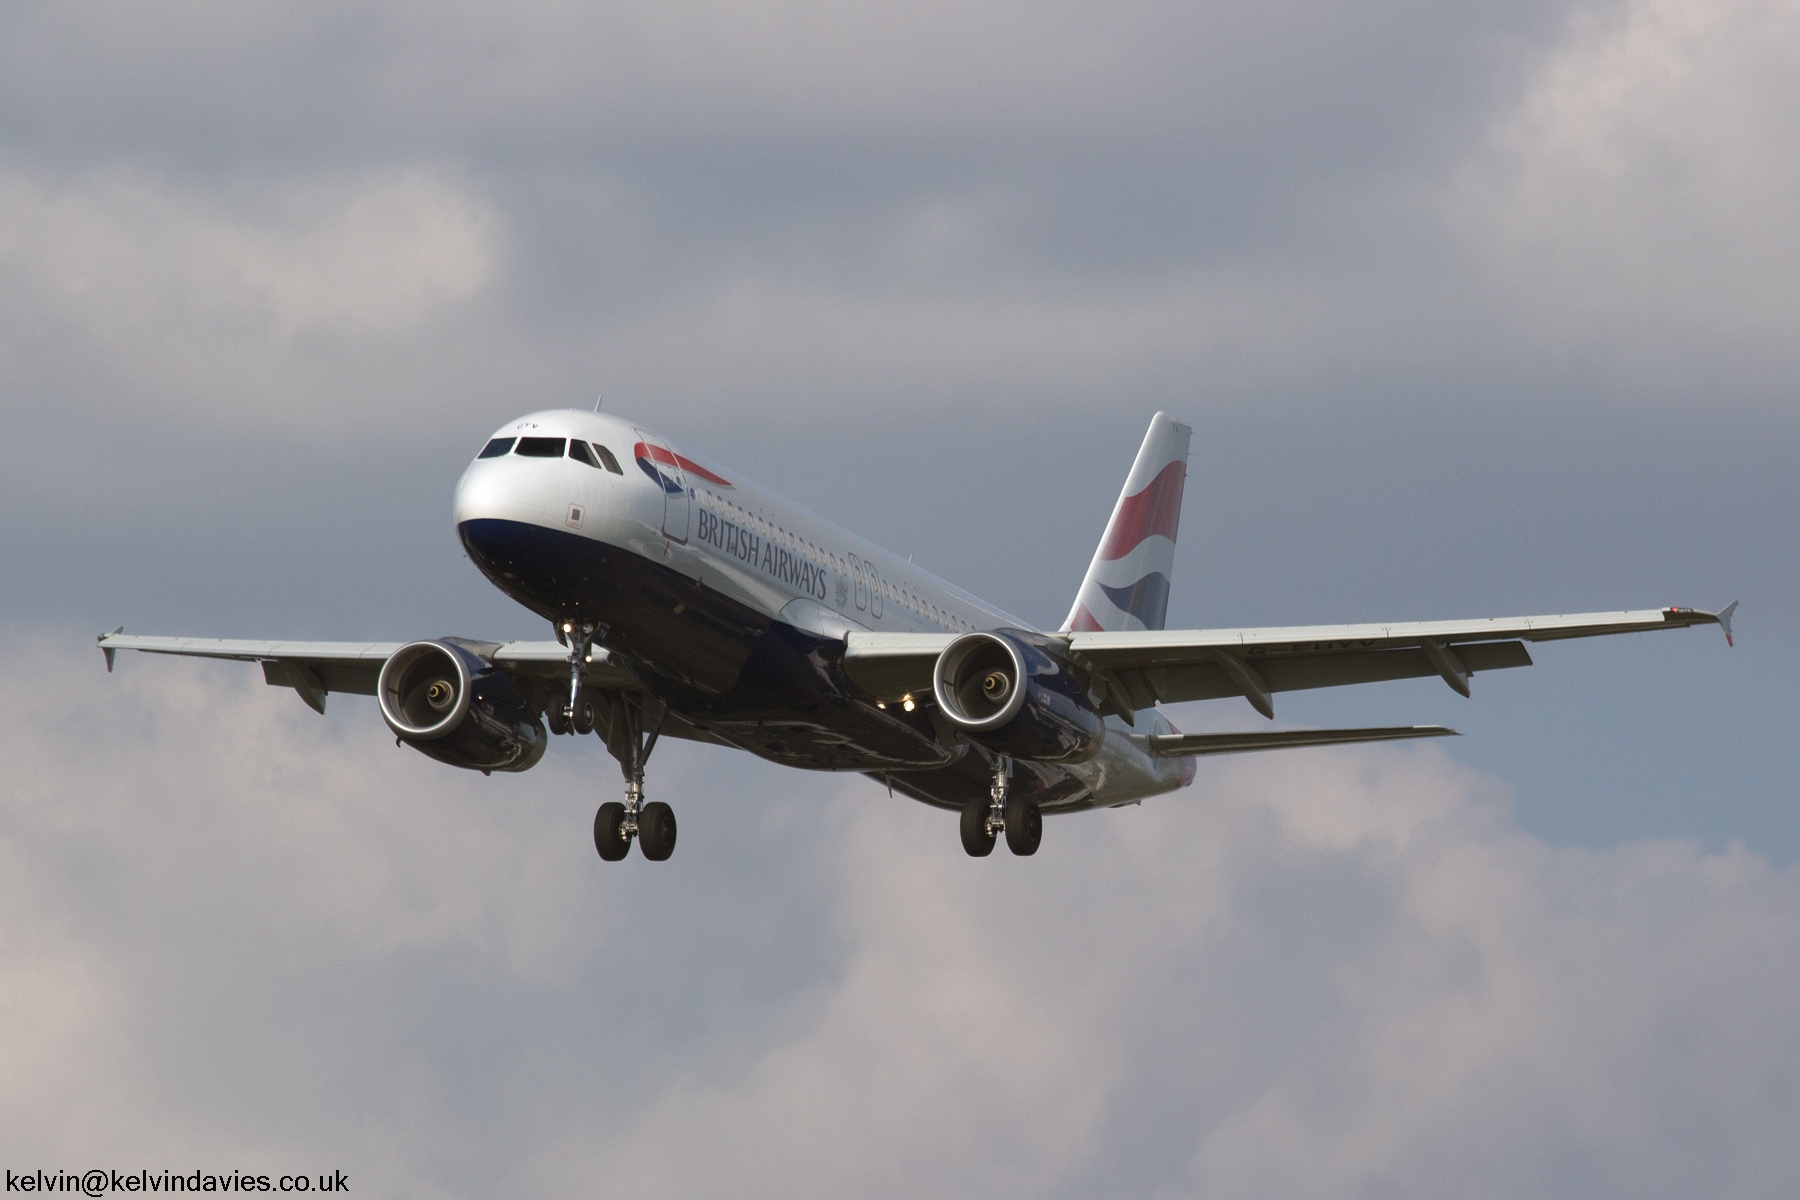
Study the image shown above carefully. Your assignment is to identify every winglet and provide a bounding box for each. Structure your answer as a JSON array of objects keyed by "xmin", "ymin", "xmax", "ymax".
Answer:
[
  {"xmin": 1716, "ymin": 600, "xmax": 1737, "ymax": 648},
  {"xmin": 98, "ymin": 626, "xmax": 124, "ymax": 672}
]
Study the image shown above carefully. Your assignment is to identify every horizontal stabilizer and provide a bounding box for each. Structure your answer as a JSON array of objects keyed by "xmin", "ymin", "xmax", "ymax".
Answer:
[{"xmin": 1147, "ymin": 724, "xmax": 1457, "ymax": 758}]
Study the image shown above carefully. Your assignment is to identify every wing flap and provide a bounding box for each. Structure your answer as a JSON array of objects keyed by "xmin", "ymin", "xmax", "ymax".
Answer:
[
  {"xmin": 841, "ymin": 632, "xmax": 956, "ymax": 700},
  {"xmin": 1128, "ymin": 640, "xmax": 1533, "ymax": 705},
  {"xmin": 262, "ymin": 659, "xmax": 376, "ymax": 705},
  {"xmin": 1147, "ymin": 725, "xmax": 1457, "ymax": 757}
]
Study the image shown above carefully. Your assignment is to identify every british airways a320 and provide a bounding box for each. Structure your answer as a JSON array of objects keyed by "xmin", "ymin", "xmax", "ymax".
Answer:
[{"xmin": 100, "ymin": 411, "xmax": 1735, "ymax": 861}]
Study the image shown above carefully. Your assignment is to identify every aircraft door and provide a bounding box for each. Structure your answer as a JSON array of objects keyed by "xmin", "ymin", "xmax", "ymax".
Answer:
[
  {"xmin": 633, "ymin": 429, "xmax": 690, "ymax": 543},
  {"xmin": 848, "ymin": 554, "xmax": 868, "ymax": 611}
]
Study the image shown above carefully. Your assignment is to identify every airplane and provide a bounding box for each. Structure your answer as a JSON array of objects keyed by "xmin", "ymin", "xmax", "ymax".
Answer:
[{"xmin": 98, "ymin": 411, "xmax": 1736, "ymax": 862}]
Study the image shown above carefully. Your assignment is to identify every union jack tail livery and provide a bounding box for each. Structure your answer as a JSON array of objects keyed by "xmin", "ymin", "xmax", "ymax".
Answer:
[{"xmin": 1064, "ymin": 412, "xmax": 1192, "ymax": 633}]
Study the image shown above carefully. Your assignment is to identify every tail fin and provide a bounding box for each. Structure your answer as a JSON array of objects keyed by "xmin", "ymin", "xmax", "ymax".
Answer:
[{"xmin": 1063, "ymin": 412, "xmax": 1191, "ymax": 633}]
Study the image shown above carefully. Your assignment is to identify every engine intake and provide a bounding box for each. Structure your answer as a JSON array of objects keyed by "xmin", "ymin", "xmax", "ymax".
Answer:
[
  {"xmin": 378, "ymin": 639, "xmax": 547, "ymax": 773},
  {"xmin": 932, "ymin": 630, "xmax": 1104, "ymax": 763}
]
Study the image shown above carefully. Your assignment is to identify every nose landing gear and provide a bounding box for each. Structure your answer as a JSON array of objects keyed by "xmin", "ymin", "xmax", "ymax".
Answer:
[
  {"xmin": 960, "ymin": 756, "xmax": 1042, "ymax": 857},
  {"xmin": 554, "ymin": 621, "xmax": 604, "ymax": 736}
]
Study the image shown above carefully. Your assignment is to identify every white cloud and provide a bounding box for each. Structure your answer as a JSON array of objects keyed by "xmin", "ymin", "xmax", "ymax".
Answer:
[
  {"xmin": 1448, "ymin": 0, "xmax": 1800, "ymax": 389},
  {"xmin": 0, "ymin": 163, "xmax": 512, "ymax": 446},
  {"xmin": 0, "ymin": 166, "xmax": 499, "ymax": 340},
  {"xmin": 3, "ymin": 635, "xmax": 1795, "ymax": 1196}
]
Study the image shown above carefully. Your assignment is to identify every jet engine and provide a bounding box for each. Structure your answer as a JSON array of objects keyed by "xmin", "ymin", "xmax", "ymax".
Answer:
[
  {"xmin": 377, "ymin": 639, "xmax": 547, "ymax": 773},
  {"xmin": 931, "ymin": 630, "xmax": 1104, "ymax": 763}
]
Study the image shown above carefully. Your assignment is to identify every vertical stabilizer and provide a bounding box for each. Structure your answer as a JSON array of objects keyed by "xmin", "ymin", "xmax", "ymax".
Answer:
[{"xmin": 1063, "ymin": 412, "xmax": 1191, "ymax": 632}]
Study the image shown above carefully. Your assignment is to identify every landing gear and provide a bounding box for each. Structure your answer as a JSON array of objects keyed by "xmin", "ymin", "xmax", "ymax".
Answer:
[
  {"xmin": 594, "ymin": 802, "xmax": 630, "ymax": 861},
  {"xmin": 591, "ymin": 692, "xmax": 673, "ymax": 862},
  {"xmin": 960, "ymin": 756, "xmax": 1043, "ymax": 857},
  {"xmin": 1004, "ymin": 797, "xmax": 1042, "ymax": 856},
  {"xmin": 960, "ymin": 798, "xmax": 996, "ymax": 856},
  {"xmin": 638, "ymin": 801, "xmax": 677, "ymax": 861},
  {"xmin": 553, "ymin": 621, "xmax": 603, "ymax": 736}
]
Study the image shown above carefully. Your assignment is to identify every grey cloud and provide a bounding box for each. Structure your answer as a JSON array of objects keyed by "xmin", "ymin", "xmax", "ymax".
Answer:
[
  {"xmin": 0, "ymin": 12, "xmax": 1524, "ymax": 297},
  {"xmin": 5, "ymin": 0, "xmax": 1795, "ymax": 450}
]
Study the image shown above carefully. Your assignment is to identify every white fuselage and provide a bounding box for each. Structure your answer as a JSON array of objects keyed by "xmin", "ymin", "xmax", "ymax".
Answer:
[{"xmin": 454, "ymin": 409, "xmax": 1190, "ymax": 811}]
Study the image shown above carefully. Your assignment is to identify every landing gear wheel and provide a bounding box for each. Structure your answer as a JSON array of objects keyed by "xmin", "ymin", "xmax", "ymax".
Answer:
[
  {"xmin": 960, "ymin": 798, "xmax": 996, "ymax": 857},
  {"xmin": 594, "ymin": 802, "xmax": 631, "ymax": 861},
  {"xmin": 638, "ymin": 801, "xmax": 677, "ymax": 861},
  {"xmin": 547, "ymin": 704, "xmax": 571, "ymax": 736},
  {"xmin": 572, "ymin": 698, "xmax": 595, "ymax": 736},
  {"xmin": 1004, "ymin": 799, "xmax": 1042, "ymax": 856}
]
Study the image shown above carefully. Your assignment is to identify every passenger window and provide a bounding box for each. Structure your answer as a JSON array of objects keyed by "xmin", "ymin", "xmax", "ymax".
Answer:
[
  {"xmin": 568, "ymin": 440, "xmax": 601, "ymax": 468},
  {"xmin": 478, "ymin": 437, "xmax": 515, "ymax": 458},
  {"xmin": 592, "ymin": 444, "xmax": 624, "ymax": 474},
  {"xmin": 516, "ymin": 437, "xmax": 567, "ymax": 457}
]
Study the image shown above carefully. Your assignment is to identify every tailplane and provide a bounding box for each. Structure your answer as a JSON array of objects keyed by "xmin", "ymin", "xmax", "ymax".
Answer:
[{"xmin": 1063, "ymin": 412, "xmax": 1191, "ymax": 632}]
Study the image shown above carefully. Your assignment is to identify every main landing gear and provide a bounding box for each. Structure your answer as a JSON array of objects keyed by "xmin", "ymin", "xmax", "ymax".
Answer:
[
  {"xmin": 960, "ymin": 755, "xmax": 1042, "ymax": 858},
  {"xmin": 592, "ymin": 692, "xmax": 674, "ymax": 862}
]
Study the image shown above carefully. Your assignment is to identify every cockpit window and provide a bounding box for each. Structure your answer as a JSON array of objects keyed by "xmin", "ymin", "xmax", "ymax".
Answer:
[
  {"xmin": 592, "ymin": 444, "xmax": 624, "ymax": 474},
  {"xmin": 477, "ymin": 437, "xmax": 515, "ymax": 458},
  {"xmin": 515, "ymin": 437, "xmax": 567, "ymax": 457},
  {"xmin": 568, "ymin": 440, "xmax": 601, "ymax": 468}
]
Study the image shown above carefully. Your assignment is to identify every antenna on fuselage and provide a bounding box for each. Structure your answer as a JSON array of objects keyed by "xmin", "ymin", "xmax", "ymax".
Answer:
[{"xmin": 594, "ymin": 393, "xmax": 604, "ymax": 412}]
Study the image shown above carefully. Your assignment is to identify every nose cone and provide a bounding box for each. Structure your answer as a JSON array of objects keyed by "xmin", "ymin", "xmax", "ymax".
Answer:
[{"xmin": 453, "ymin": 458, "xmax": 554, "ymax": 528}]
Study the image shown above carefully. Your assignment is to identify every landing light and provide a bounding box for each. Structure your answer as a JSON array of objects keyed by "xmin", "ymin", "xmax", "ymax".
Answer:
[
  {"xmin": 902, "ymin": 695, "xmax": 915, "ymax": 712},
  {"xmin": 562, "ymin": 622, "xmax": 573, "ymax": 633}
]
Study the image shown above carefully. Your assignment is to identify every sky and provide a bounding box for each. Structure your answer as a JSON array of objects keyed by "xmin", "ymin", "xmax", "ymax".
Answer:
[{"xmin": 2, "ymin": 1, "xmax": 1797, "ymax": 1195}]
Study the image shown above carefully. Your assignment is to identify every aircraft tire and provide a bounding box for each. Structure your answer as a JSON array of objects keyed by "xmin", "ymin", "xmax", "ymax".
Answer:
[
  {"xmin": 594, "ymin": 802, "xmax": 631, "ymax": 861},
  {"xmin": 1003, "ymin": 799, "xmax": 1042, "ymax": 856},
  {"xmin": 572, "ymin": 699, "xmax": 595, "ymax": 736},
  {"xmin": 639, "ymin": 801, "xmax": 677, "ymax": 861},
  {"xmin": 960, "ymin": 799, "xmax": 996, "ymax": 857},
  {"xmin": 547, "ymin": 704, "xmax": 571, "ymax": 736}
]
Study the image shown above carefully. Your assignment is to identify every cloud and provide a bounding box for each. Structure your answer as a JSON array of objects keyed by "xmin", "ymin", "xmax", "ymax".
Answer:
[
  {"xmin": 5, "ymin": 0, "xmax": 1796, "ymax": 445},
  {"xmin": 1, "ymin": 6, "xmax": 1793, "ymax": 1193},
  {"xmin": 0, "ymin": 3, "xmax": 1591, "ymax": 427},
  {"xmin": 3, "ymin": 634, "xmax": 1795, "ymax": 1196},
  {"xmin": 1447, "ymin": 0, "xmax": 1800, "ymax": 390},
  {"xmin": 0, "ymin": 165, "xmax": 498, "ymax": 338},
  {"xmin": 0, "ymin": 165, "xmax": 506, "ymax": 442}
]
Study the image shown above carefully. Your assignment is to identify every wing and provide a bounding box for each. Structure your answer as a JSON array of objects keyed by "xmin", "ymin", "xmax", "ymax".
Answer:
[
  {"xmin": 96, "ymin": 632, "xmax": 640, "ymax": 714},
  {"xmin": 1147, "ymin": 725, "xmax": 1456, "ymax": 757},
  {"xmin": 843, "ymin": 604, "xmax": 1736, "ymax": 719}
]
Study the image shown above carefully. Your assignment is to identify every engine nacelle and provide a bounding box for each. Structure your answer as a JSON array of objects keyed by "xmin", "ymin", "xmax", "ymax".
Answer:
[
  {"xmin": 931, "ymin": 629, "xmax": 1104, "ymax": 763},
  {"xmin": 377, "ymin": 639, "xmax": 547, "ymax": 773}
]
